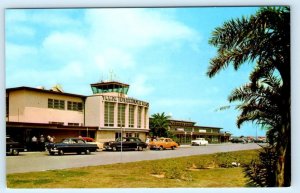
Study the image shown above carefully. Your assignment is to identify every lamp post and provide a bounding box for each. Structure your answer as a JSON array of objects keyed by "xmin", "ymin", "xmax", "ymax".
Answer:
[{"xmin": 120, "ymin": 126, "xmax": 123, "ymax": 162}]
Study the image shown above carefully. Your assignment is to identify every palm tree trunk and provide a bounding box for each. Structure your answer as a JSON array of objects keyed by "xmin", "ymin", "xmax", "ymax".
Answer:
[
  {"xmin": 276, "ymin": 123, "xmax": 290, "ymax": 187},
  {"xmin": 275, "ymin": 83, "xmax": 291, "ymax": 187}
]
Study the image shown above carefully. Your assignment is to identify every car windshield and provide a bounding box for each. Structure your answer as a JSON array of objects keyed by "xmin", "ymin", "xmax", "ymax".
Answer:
[
  {"xmin": 116, "ymin": 137, "xmax": 141, "ymax": 142},
  {"xmin": 6, "ymin": 138, "xmax": 14, "ymax": 142},
  {"xmin": 116, "ymin": 138, "xmax": 127, "ymax": 142}
]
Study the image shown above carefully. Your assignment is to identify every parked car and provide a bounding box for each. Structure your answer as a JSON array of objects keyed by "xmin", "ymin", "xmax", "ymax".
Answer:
[
  {"xmin": 46, "ymin": 137, "xmax": 98, "ymax": 155},
  {"xmin": 6, "ymin": 136, "xmax": 25, "ymax": 156},
  {"xmin": 191, "ymin": 138, "xmax": 208, "ymax": 146},
  {"xmin": 230, "ymin": 138, "xmax": 247, "ymax": 144},
  {"xmin": 82, "ymin": 137, "xmax": 103, "ymax": 150},
  {"xmin": 149, "ymin": 138, "xmax": 179, "ymax": 150},
  {"xmin": 103, "ymin": 137, "xmax": 147, "ymax": 151}
]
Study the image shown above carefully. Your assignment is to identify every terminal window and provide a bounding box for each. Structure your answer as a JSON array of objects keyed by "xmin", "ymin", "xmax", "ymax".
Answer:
[
  {"xmin": 118, "ymin": 103, "xmax": 126, "ymax": 127},
  {"xmin": 67, "ymin": 101, "xmax": 83, "ymax": 111},
  {"xmin": 48, "ymin": 99, "xmax": 65, "ymax": 110},
  {"xmin": 129, "ymin": 105, "xmax": 135, "ymax": 128},
  {"xmin": 144, "ymin": 108, "xmax": 148, "ymax": 128},
  {"xmin": 104, "ymin": 102, "xmax": 115, "ymax": 127},
  {"xmin": 137, "ymin": 106, "xmax": 142, "ymax": 128}
]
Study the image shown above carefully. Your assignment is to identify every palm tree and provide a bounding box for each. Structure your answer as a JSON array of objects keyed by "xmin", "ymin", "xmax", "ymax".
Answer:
[
  {"xmin": 149, "ymin": 112, "xmax": 171, "ymax": 137},
  {"xmin": 207, "ymin": 7, "xmax": 290, "ymax": 186},
  {"xmin": 229, "ymin": 74, "xmax": 282, "ymax": 145}
]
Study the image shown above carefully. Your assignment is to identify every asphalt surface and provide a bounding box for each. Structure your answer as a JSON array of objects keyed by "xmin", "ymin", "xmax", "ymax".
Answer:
[{"xmin": 6, "ymin": 143, "xmax": 262, "ymax": 174}]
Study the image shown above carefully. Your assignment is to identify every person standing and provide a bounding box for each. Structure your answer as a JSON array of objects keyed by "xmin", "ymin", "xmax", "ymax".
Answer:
[
  {"xmin": 39, "ymin": 135, "xmax": 45, "ymax": 151},
  {"xmin": 145, "ymin": 136, "xmax": 150, "ymax": 149},
  {"xmin": 31, "ymin": 136, "xmax": 37, "ymax": 151}
]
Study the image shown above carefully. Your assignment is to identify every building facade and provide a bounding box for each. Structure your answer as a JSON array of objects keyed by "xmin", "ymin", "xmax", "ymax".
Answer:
[
  {"xmin": 6, "ymin": 81, "xmax": 149, "ymax": 148},
  {"xmin": 85, "ymin": 82, "xmax": 149, "ymax": 143}
]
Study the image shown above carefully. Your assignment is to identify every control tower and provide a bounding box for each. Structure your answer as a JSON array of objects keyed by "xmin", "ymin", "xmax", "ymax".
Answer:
[{"xmin": 90, "ymin": 81, "xmax": 129, "ymax": 97}]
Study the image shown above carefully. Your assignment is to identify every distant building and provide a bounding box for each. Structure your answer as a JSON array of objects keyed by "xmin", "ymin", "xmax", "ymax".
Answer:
[
  {"xmin": 165, "ymin": 119, "xmax": 231, "ymax": 144},
  {"xmin": 6, "ymin": 81, "xmax": 149, "ymax": 148}
]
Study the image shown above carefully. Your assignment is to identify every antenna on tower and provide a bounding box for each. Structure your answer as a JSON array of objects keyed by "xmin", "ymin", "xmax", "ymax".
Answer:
[{"xmin": 109, "ymin": 69, "xmax": 114, "ymax": 81}]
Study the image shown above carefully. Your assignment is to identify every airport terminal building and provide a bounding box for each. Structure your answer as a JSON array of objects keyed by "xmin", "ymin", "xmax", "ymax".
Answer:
[
  {"xmin": 6, "ymin": 81, "xmax": 149, "ymax": 147},
  {"xmin": 6, "ymin": 80, "xmax": 229, "ymax": 149}
]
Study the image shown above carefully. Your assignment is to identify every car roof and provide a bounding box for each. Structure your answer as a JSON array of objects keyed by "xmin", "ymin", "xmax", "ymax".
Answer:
[
  {"xmin": 63, "ymin": 138, "xmax": 84, "ymax": 140},
  {"xmin": 82, "ymin": 137, "xmax": 94, "ymax": 140}
]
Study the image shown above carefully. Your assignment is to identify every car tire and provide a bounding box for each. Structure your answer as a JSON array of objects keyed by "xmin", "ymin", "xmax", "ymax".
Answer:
[
  {"xmin": 12, "ymin": 149, "xmax": 19, "ymax": 156},
  {"xmin": 77, "ymin": 151, "xmax": 81, "ymax": 155},
  {"xmin": 112, "ymin": 146, "xmax": 117, "ymax": 152},
  {"xmin": 58, "ymin": 149, "xmax": 64, "ymax": 156},
  {"xmin": 49, "ymin": 152, "xmax": 55, "ymax": 155},
  {"xmin": 137, "ymin": 146, "xmax": 143, "ymax": 151},
  {"xmin": 159, "ymin": 146, "xmax": 163, "ymax": 151},
  {"xmin": 85, "ymin": 149, "xmax": 90, "ymax": 155},
  {"xmin": 171, "ymin": 146, "xmax": 175, "ymax": 150}
]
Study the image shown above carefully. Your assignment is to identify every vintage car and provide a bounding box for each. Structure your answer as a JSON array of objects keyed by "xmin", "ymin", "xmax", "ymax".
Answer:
[
  {"xmin": 46, "ymin": 137, "xmax": 99, "ymax": 155},
  {"xmin": 6, "ymin": 136, "xmax": 25, "ymax": 156},
  {"xmin": 103, "ymin": 137, "xmax": 147, "ymax": 151},
  {"xmin": 191, "ymin": 138, "xmax": 209, "ymax": 146},
  {"xmin": 82, "ymin": 137, "xmax": 103, "ymax": 150},
  {"xmin": 149, "ymin": 138, "xmax": 179, "ymax": 150},
  {"xmin": 230, "ymin": 137, "xmax": 247, "ymax": 144}
]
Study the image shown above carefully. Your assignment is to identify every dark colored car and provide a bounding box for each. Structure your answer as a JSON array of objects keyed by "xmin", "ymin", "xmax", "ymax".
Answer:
[
  {"xmin": 230, "ymin": 138, "xmax": 247, "ymax": 144},
  {"xmin": 103, "ymin": 137, "xmax": 147, "ymax": 151},
  {"xmin": 6, "ymin": 137, "xmax": 25, "ymax": 156},
  {"xmin": 46, "ymin": 138, "xmax": 98, "ymax": 155}
]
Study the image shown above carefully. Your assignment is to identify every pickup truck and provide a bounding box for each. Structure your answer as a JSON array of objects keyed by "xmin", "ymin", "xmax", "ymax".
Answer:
[{"xmin": 46, "ymin": 138, "xmax": 98, "ymax": 155}]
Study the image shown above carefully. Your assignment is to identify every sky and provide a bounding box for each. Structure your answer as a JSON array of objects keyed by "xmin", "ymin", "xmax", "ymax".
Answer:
[{"xmin": 5, "ymin": 7, "xmax": 267, "ymax": 137}]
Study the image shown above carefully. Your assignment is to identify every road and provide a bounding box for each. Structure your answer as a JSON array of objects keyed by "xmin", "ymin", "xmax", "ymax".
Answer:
[{"xmin": 6, "ymin": 143, "xmax": 261, "ymax": 174}]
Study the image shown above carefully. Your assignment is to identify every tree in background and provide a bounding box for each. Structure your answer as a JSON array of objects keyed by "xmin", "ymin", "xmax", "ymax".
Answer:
[
  {"xmin": 207, "ymin": 7, "xmax": 290, "ymax": 186},
  {"xmin": 149, "ymin": 112, "xmax": 171, "ymax": 137}
]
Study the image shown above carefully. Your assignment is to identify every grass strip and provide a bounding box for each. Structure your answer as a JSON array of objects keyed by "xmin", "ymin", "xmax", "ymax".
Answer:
[{"xmin": 7, "ymin": 149, "xmax": 259, "ymax": 188}]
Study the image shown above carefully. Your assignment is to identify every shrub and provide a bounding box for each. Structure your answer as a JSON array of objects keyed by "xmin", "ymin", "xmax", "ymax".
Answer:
[
  {"xmin": 243, "ymin": 146, "xmax": 277, "ymax": 187},
  {"xmin": 213, "ymin": 152, "xmax": 240, "ymax": 168},
  {"xmin": 150, "ymin": 163, "xmax": 164, "ymax": 175}
]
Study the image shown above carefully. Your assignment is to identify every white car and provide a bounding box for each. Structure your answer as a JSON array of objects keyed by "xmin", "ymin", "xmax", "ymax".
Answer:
[{"xmin": 191, "ymin": 138, "xmax": 208, "ymax": 146}]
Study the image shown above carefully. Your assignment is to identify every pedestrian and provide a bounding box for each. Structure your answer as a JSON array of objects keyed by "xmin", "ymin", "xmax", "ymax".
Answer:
[
  {"xmin": 31, "ymin": 136, "xmax": 37, "ymax": 151},
  {"xmin": 145, "ymin": 136, "xmax": 150, "ymax": 149},
  {"xmin": 39, "ymin": 135, "xmax": 45, "ymax": 151},
  {"xmin": 47, "ymin": 135, "xmax": 54, "ymax": 143}
]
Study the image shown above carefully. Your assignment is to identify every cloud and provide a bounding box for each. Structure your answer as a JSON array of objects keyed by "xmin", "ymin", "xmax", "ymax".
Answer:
[
  {"xmin": 6, "ymin": 25, "xmax": 36, "ymax": 38},
  {"xmin": 6, "ymin": 8, "xmax": 201, "ymax": 95},
  {"xmin": 42, "ymin": 32, "xmax": 87, "ymax": 57},
  {"xmin": 85, "ymin": 9, "xmax": 200, "ymax": 49},
  {"xmin": 6, "ymin": 43, "xmax": 38, "ymax": 59},
  {"xmin": 154, "ymin": 98, "xmax": 214, "ymax": 108},
  {"xmin": 130, "ymin": 75, "xmax": 155, "ymax": 97},
  {"xmin": 94, "ymin": 48, "xmax": 135, "ymax": 71}
]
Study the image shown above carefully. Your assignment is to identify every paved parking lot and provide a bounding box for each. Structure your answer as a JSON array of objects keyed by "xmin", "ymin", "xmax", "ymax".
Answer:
[{"xmin": 6, "ymin": 143, "xmax": 261, "ymax": 174}]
